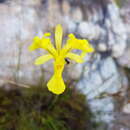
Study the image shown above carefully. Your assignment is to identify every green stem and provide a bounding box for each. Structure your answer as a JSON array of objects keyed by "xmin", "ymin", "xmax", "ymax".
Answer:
[{"xmin": 49, "ymin": 95, "xmax": 59, "ymax": 110}]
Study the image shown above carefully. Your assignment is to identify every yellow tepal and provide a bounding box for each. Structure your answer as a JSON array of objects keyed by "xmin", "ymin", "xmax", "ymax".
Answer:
[{"xmin": 29, "ymin": 24, "xmax": 94, "ymax": 95}]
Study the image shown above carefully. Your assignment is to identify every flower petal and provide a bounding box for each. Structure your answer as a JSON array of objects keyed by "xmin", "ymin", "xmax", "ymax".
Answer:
[
  {"xmin": 41, "ymin": 33, "xmax": 58, "ymax": 57},
  {"xmin": 62, "ymin": 34, "xmax": 94, "ymax": 55},
  {"xmin": 80, "ymin": 51, "xmax": 87, "ymax": 58},
  {"xmin": 66, "ymin": 52, "xmax": 84, "ymax": 63},
  {"xmin": 47, "ymin": 75, "xmax": 65, "ymax": 95},
  {"xmin": 44, "ymin": 32, "xmax": 51, "ymax": 37},
  {"xmin": 55, "ymin": 24, "xmax": 63, "ymax": 51},
  {"xmin": 28, "ymin": 36, "xmax": 41, "ymax": 51},
  {"xmin": 29, "ymin": 34, "xmax": 57, "ymax": 57},
  {"xmin": 41, "ymin": 38, "xmax": 57, "ymax": 56},
  {"xmin": 34, "ymin": 54, "xmax": 53, "ymax": 65},
  {"xmin": 47, "ymin": 59, "xmax": 66, "ymax": 94}
]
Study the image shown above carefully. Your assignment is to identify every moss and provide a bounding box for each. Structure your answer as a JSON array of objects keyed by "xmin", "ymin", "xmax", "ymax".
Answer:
[{"xmin": 0, "ymin": 82, "xmax": 93, "ymax": 130}]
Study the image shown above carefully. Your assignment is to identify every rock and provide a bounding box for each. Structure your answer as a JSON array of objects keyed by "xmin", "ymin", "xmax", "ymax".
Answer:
[
  {"xmin": 0, "ymin": 3, "xmax": 43, "ymax": 85},
  {"xmin": 111, "ymin": 124, "xmax": 130, "ymax": 130},
  {"xmin": 78, "ymin": 21, "xmax": 102, "ymax": 40},
  {"xmin": 13, "ymin": 0, "xmax": 41, "ymax": 5},
  {"xmin": 71, "ymin": 7, "xmax": 83, "ymax": 22},
  {"xmin": 66, "ymin": 63, "xmax": 83, "ymax": 80},
  {"xmin": 112, "ymin": 43, "xmax": 126, "ymax": 58},
  {"xmin": 116, "ymin": 114, "xmax": 130, "ymax": 128},
  {"xmin": 0, "ymin": 0, "xmax": 130, "ymax": 129},
  {"xmin": 117, "ymin": 47, "xmax": 130, "ymax": 68},
  {"xmin": 77, "ymin": 56, "xmax": 122, "ymax": 100},
  {"xmin": 89, "ymin": 97, "xmax": 115, "ymax": 123},
  {"xmin": 47, "ymin": 0, "xmax": 63, "ymax": 27},
  {"xmin": 62, "ymin": 0, "xmax": 71, "ymax": 16},
  {"xmin": 77, "ymin": 55, "xmax": 122, "ymax": 123},
  {"xmin": 122, "ymin": 103, "xmax": 130, "ymax": 114},
  {"xmin": 97, "ymin": 43, "xmax": 107, "ymax": 52},
  {"xmin": 64, "ymin": 17, "xmax": 77, "ymax": 33},
  {"xmin": 104, "ymin": 3, "xmax": 127, "ymax": 58}
]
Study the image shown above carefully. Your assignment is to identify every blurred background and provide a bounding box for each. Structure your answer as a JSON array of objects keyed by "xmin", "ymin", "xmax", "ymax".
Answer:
[{"xmin": 0, "ymin": 0, "xmax": 130, "ymax": 130}]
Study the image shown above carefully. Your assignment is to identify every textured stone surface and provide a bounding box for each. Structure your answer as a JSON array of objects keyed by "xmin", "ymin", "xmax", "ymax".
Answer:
[
  {"xmin": 0, "ymin": 0, "xmax": 130, "ymax": 129},
  {"xmin": 117, "ymin": 47, "xmax": 130, "ymax": 68},
  {"xmin": 77, "ymin": 56, "xmax": 121, "ymax": 100},
  {"xmin": 77, "ymin": 55, "xmax": 122, "ymax": 124},
  {"xmin": 77, "ymin": 22, "xmax": 102, "ymax": 40},
  {"xmin": 123, "ymin": 103, "xmax": 130, "ymax": 114},
  {"xmin": 0, "ymin": 3, "xmax": 43, "ymax": 85},
  {"xmin": 0, "ymin": 0, "xmax": 128, "ymax": 85},
  {"xmin": 100, "ymin": 2, "xmax": 127, "ymax": 58},
  {"xmin": 88, "ymin": 97, "xmax": 114, "ymax": 123}
]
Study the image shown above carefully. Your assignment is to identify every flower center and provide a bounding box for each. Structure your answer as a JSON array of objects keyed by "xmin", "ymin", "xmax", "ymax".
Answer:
[{"xmin": 56, "ymin": 65, "xmax": 62, "ymax": 69}]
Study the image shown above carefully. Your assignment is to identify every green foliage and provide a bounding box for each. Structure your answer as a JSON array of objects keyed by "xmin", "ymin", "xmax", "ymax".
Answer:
[{"xmin": 0, "ymin": 83, "xmax": 92, "ymax": 130}]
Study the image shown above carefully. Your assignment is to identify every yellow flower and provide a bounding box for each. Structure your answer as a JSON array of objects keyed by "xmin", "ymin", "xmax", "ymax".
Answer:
[{"xmin": 29, "ymin": 24, "xmax": 94, "ymax": 95}]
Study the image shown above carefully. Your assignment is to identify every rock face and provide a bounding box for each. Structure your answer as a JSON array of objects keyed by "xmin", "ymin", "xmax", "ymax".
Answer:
[
  {"xmin": 78, "ymin": 56, "xmax": 122, "ymax": 100},
  {"xmin": 117, "ymin": 47, "xmax": 130, "ymax": 68},
  {"xmin": 0, "ymin": 0, "xmax": 130, "ymax": 129},
  {"xmin": 77, "ymin": 55, "xmax": 122, "ymax": 125},
  {"xmin": 0, "ymin": 7, "xmax": 39, "ymax": 85}
]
